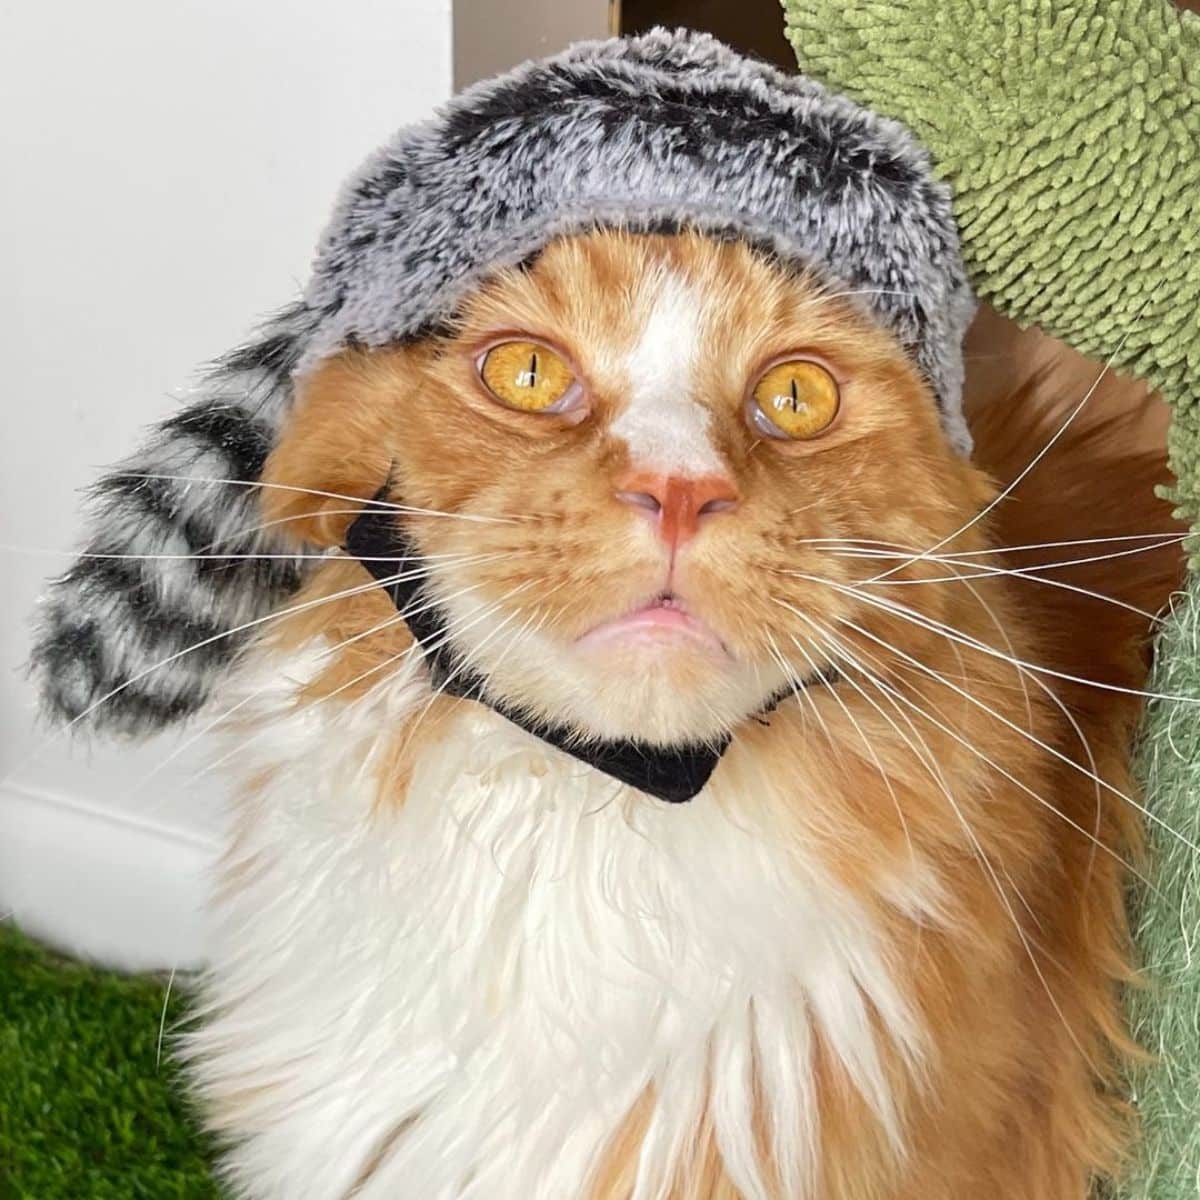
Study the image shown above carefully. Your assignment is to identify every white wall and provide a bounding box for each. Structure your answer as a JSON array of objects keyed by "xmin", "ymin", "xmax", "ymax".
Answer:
[{"xmin": 0, "ymin": 0, "xmax": 452, "ymax": 969}]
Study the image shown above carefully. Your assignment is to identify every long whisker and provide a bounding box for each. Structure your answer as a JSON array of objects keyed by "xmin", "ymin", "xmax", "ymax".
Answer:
[
  {"xmin": 827, "ymin": 548, "xmax": 1170, "ymax": 623},
  {"xmin": 868, "ymin": 319, "xmax": 1146, "ymax": 582},
  {"xmin": 52, "ymin": 558, "xmax": 501, "ymax": 739},
  {"xmin": 818, "ymin": 595, "xmax": 1199, "ymax": 859},
  {"xmin": 824, "ymin": 633, "xmax": 1050, "ymax": 938},
  {"xmin": 181, "ymin": 638, "xmax": 431, "ymax": 791},
  {"xmin": 114, "ymin": 473, "xmax": 525, "ymax": 525},
  {"xmin": 808, "ymin": 615, "xmax": 1158, "ymax": 906},
  {"xmin": 779, "ymin": 601, "xmax": 1153, "ymax": 892},
  {"xmin": 764, "ymin": 631, "xmax": 843, "ymax": 766},
  {"xmin": 3, "ymin": 545, "xmax": 490, "ymax": 564},
  {"xmin": 821, "ymin": 630, "xmax": 1101, "ymax": 1070},
  {"xmin": 188, "ymin": 507, "xmax": 384, "ymax": 554},
  {"xmin": 937, "ymin": 535, "xmax": 1188, "ymax": 567},
  {"xmin": 385, "ymin": 581, "xmax": 541, "ymax": 765},
  {"xmin": 794, "ymin": 569, "xmax": 1200, "ymax": 708},
  {"xmin": 887, "ymin": 562, "xmax": 1106, "ymax": 891},
  {"xmin": 796, "ymin": 532, "xmax": 1187, "ymax": 560},
  {"xmin": 175, "ymin": 576, "xmax": 531, "ymax": 791},
  {"xmin": 127, "ymin": 605, "xmax": 419, "ymax": 798},
  {"xmin": 777, "ymin": 631, "xmax": 917, "ymax": 869}
]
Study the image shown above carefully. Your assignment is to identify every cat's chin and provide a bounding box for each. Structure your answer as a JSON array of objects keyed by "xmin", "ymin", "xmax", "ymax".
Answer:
[
  {"xmin": 468, "ymin": 628, "xmax": 780, "ymax": 749},
  {"xmin": 434, "ymin": 583, "xmax": 785, "ymax": 747}
]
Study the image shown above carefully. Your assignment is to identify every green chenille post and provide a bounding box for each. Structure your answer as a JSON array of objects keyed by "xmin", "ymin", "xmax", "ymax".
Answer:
[{"xmin": 781, "ymin": 0, "xmax": 1199, "ymax": 1194}]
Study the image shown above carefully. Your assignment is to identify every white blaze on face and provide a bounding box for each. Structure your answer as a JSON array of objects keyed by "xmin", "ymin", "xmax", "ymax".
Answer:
[{"xmin": 609, "ymin": 271, "xmax": 727, "ymax": 477}]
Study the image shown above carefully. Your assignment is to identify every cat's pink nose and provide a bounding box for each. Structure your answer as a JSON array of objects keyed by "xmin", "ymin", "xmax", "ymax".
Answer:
[{"xmin": 614, "ymin": 471, "xmax": 740, "ymax": 549}]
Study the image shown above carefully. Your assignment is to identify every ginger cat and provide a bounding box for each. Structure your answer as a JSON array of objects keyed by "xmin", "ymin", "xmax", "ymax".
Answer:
[{"xmin": 187, "ymin": 230, "xmax": 1181, "ymax": 1199}]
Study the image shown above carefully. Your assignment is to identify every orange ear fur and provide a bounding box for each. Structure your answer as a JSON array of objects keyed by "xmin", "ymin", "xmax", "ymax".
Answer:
[{"xmin": 259, "ymin": 350, "xmax": 422, "ymax": 546}]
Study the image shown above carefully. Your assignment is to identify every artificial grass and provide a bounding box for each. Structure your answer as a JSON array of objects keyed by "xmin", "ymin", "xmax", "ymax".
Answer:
[{"xmin": 0, "ymin": 923, "xmax": 220, "ymax": 1199}]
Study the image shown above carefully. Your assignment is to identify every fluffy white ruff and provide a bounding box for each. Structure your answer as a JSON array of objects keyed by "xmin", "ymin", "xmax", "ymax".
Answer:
[{"xmin": 190, "ymin": 646, "xmax": 933, "ymax": 1200}]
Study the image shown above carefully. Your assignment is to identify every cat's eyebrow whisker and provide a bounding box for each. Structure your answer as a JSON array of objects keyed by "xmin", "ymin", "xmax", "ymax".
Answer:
[
  {"xmin": 803, "ymin": 591, "xmax": 1200, "ymax": 860},
  {"xmin": 795, "ymin": 286, "xmax": 918, "ymax": 312},
  {"xmin": 112, "ymin": 472, "xmax": 527, "ymax": 525}
]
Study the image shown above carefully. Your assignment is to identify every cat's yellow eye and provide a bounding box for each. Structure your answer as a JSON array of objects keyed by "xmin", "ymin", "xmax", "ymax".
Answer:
[
  {"xmin": 478, "ymin": 340, "xmax": 578, "ymax": 413},
  {"xmin": 750, "ymin": 359, "xmax": 840, "ymax": 440}
]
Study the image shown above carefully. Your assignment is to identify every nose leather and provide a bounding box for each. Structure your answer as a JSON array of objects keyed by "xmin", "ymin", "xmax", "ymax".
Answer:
[{"xmin": 614, "ymin": 471, "xmax": 739, "ymax": 548}]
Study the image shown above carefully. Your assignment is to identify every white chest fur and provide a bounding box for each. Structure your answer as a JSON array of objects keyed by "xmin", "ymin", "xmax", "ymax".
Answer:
[{"xmin": 193, "ymin": 655, "xmax": 926, "ymax": 1200}]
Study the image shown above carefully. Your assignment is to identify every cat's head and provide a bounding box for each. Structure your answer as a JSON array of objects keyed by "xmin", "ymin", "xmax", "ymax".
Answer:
[
  {"xmin": 262, "ymin": 230, "xmax": 990, "ymax": 748},
  {"xmin": 32, "ymin": 31, "xmax": 978, "ymax": 745}
]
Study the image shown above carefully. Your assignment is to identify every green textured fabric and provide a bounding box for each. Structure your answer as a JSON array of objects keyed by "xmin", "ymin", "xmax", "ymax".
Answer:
[
  {"xmin": 0, "ymin": 924, "xmax": 220, "ymax": 1198},
  {"xmin": 781, "ymin": 0, "xmax": 1200, "ymax": 523},
  {"xmin": 781, "ymin": 2, "xmax": 1200, "ymax": 1195}
]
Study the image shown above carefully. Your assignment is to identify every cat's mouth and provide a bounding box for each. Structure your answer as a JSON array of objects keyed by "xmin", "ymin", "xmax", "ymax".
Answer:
[{"xmin": 575, "ymin": 591, "xmax": 729, "ymax": 658}]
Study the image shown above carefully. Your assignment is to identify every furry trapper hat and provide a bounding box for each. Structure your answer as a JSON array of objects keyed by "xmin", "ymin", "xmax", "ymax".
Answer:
[{"xmin": 31, "ymin": 28, "xmax": 974, "ymax": 736}]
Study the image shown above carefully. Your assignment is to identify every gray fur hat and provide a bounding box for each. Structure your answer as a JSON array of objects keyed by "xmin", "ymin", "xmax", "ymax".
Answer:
[{"xmin": 32, "ymin": 28, "xmax": 974, "ymax": 736}]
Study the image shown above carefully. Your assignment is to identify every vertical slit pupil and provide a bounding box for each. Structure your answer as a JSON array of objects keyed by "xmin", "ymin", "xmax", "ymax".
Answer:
[
  {"xmin": 789, "ymin": 377, "xmax": 799, "ymax": 411},
  {"xmin": 528, "ymin": 351, "xmax": 539, "ymax": 388}
]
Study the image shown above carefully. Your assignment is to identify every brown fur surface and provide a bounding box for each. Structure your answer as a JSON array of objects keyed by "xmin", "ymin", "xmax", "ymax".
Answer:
[{"xmin": 253, "ymin": 232, "xmax": 1183, "ymax": 1197}]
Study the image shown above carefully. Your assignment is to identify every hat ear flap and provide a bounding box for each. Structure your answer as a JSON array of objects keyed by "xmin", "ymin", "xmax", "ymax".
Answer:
[{"xmin": 31, "ymin": 301, "xmax": 321, "ymax": 737}]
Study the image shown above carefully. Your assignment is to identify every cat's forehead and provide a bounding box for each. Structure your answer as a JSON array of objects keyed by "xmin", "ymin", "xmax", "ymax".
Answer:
[{"xmin": 463, "ymin": 234, "xmax": 799, "ymax": 345}]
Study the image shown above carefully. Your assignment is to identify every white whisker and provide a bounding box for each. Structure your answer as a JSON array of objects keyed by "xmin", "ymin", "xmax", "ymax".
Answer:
[
  {"xmin": 822, "ymin": 594, "xmax": 1199, "ymax": 860},
  {"xmin": 51, "ymin": 557, "xmax": 502, "ymax": 745},
  {"xmin": 796, "ymin": 569, "xmax": 1200, "ymax": 707},
  {"xmin": 776, "ymin": 600, "xmax": 1160, "ymax": 891},
  {"xmin": 156, "ymin": 967, "xmax": 177, "ymax": 1071},
  {"xmin": 827, "ymin": 547, "xmax": 1171, "ymax": 623},
  {"xmin": 115, "ymin": 472, "xmax": 524, "ymax": 525},
  {"xmin": 3, "ymin": 545, "xmax": 491, "ymax": 564},
  {"xmin": 868, "ymin": 318, "xmax": 1147, "ymax": 582},
  {"xmin": 802, "ymin": 617, "xmax": 1101, "ymax": 1072},
  {"xmin": 782, "ymin": 631, "xmax": 917, "ymax": 868}
]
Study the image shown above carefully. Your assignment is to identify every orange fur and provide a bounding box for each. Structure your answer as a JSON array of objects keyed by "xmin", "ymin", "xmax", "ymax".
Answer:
[{"xmin": 254, "ymin": 231, "xmax": 1183, "ymax": 1197}]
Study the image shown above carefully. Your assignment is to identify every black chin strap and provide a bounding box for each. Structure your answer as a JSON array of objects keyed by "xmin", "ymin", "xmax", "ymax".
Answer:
[{"xmin": 343, "ymin": 503, "xmax": 834, "ymax": 804}]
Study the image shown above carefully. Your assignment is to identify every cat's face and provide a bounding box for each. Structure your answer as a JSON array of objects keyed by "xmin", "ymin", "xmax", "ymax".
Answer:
[{"xmin": 264, "ymin": 232, "xmax": 989, "ymax": 746}]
